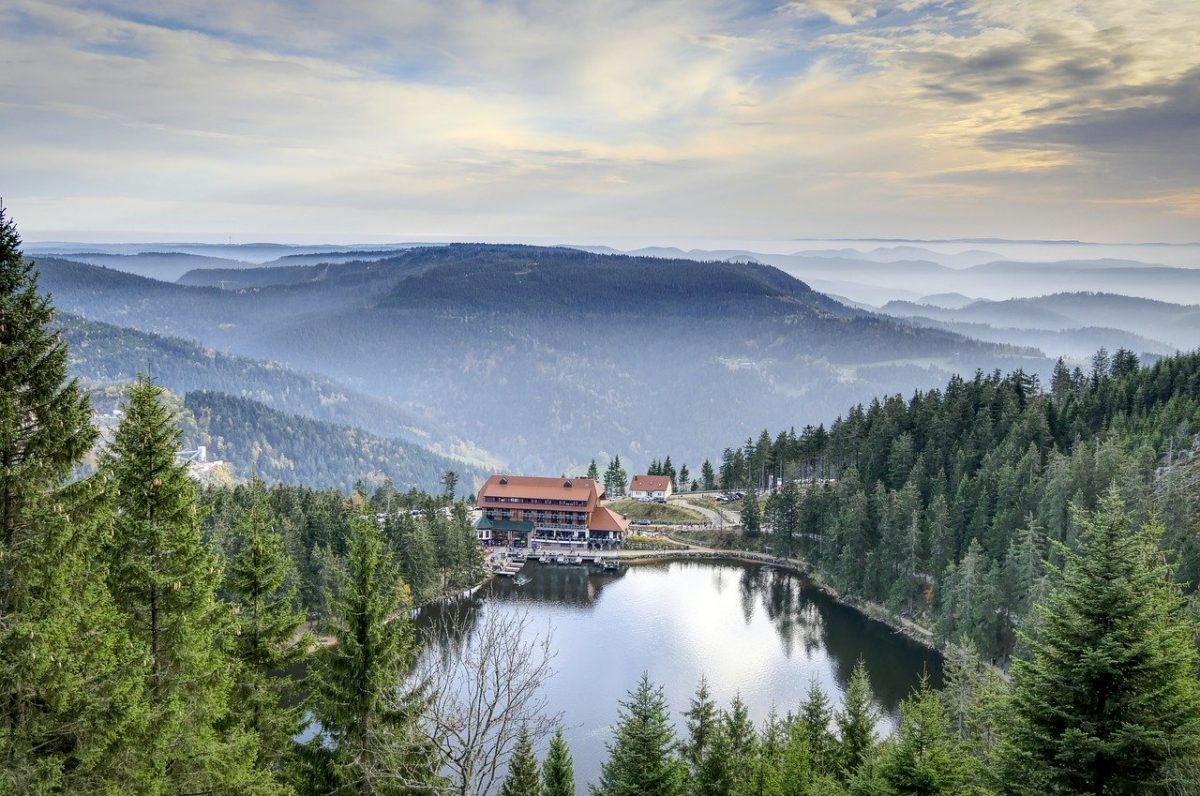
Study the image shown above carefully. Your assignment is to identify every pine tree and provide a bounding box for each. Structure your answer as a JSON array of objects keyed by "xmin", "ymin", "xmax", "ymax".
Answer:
[
  {"xmin": 307, "ymin": 515, "xmax": 442, "ymax": 794},
  {"xmin": 779, "ymin": 719, "xmax": 812, "ymax": 796},
  {"xmin": 878, "ymin": 676, "xmax": 970, "ymax": 794},
  {"xmin": 227, "ymin": 476, "xmax": 311, "ymax": 778},
  {"xmin": 107, "ymin": 376, "xmax": 271, "ymax": 792},
  {"xmin": 799, "ymin": 679, "xmax": 836, "ymax": 777},
  {"xmin": 681, "ymin": 676, "xmax": 717, "ymax": 777},
  {"xmin": 1002, "ymin": 487, "xmax": 1200, "ymax": 794},
  {"xmin": 695, "ymin": 721, "xmax": 735, "ymax": 796},
  {"xmin": 0, "ymin": 208, "xmax": 146, "ymax": 791},
  {"xmin": 835, "ymin": 660, "xmax": 879, "ymax": 782},
  {"xmin": 593, "ymin": 673, "xmax": 683, "ymax": 796},
  {"xmin": 701, "ymin": 460, "xmax": 716, "ymax": 491},
  {"xmin": 500, "ymin": 725, "xmax": 541, "ymax": 796},
  {"xmin": 587, "ymin": 460, "xmax": 600, "ymax": 482},
  {"xmin": 742, "ymin": 489, "xmax": 762, "ymax": 538},
  {"xmin": 541, "ymin": 728, "xmax": 575, "ymax": 796},
  {"xmin": 724, "ymin": 693, "xmax": 756, "ymax": 779}
]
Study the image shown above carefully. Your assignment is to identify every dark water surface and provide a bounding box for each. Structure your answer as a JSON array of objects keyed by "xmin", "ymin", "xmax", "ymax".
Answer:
[{"xmin": 418, "ymin": 559, "xmax": 941, "ymax": 792}]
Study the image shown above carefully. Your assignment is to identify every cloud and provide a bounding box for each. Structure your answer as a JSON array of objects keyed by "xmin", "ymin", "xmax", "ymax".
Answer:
[
  {"xmin": 1, "ymin": 0, "xmax": 1199, "ymax": 242},
  {"xmin": 784, "ymin": 0, "xmax": 879, "ymax": 26}
]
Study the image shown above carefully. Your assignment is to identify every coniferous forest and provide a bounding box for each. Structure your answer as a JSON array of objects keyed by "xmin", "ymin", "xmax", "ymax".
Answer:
[{"xmin": 8, "ymin": 198, "xmax": 1200, "ymax": 796}]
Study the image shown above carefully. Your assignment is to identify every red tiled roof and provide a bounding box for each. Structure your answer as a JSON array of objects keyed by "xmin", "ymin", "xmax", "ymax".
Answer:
[
  {"xmin": 590, "ymin": 505, "xmax": 630, "ymax": 533},
  {"xmin": 476, "ymin": 474, "xmax": 600, "ymax": 511},
  {"xmin": 629, "ymin": 474, "xmax": 672, "ymax": 493}
]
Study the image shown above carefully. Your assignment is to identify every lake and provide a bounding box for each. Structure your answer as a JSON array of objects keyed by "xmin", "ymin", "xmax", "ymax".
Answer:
[{"xmin": 418, "ymin": 558, "xmax": 942, "ymax": 792}]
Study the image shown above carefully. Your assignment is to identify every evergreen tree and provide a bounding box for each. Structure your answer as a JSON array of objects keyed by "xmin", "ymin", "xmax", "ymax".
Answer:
[
  {"xmin": 587, "ymin": 460, "xmax": 600, "ymax": 482},
  {"xmin": 695, "ymin": 721, "xmax": 735, "ymax": 796},
  {"xmin": 593, "ymin": 673, "xmax": 683, "ymax": 796},
  {"xmin": 800, "ymin": 679, "xmax": 837, "ymax": 777},
  {"xmin": 742, "ymin": 489, "xmax": 762, "ymax": 538},
  {"xmin": 836, "ymin": 660, "xmax": 879, "ymax": 782},
  {"xmin": 500, "ymin": 724, "xmax": 541, "ymax": 796},
  {"xmin": 106, "ymin": 375, "xmax": 269, "ymax": 792},
  {"xmin": 441, "ymin": 470, "xmax": 459, "ymax": 498},
  {"xmin": 780, "ymin": 720, "xmax": 813, "ymax": 796},
  {"xmin": 702, "ymin": 460, "xmax": 716, "ymax": 491},
  {"xmin": 1002, "ymin": 487, "xmax": 1200, "ymax": 794},
  {"xmin": 724, "ymin": 693, "xmax": 756, "ymax": 778},
  {"xmin": 227, "ymin": 476, "xmax": 311, "ymax": 778},
  {"xmin": 307, "ymin": 515, "xmax": 442, "ymax": 795},
  {"xmin": 682, "ymin": 676, "xmax": 718, "ymax": 777},
  {"xmin": 541, "ymin": 728, "xmax": 575, "ymax": 796},
  {"xmin": 878, "ymin": 677, "xmax": 971, "ymax": 794},
  {"xmin": 0, "ymin": 208, "xmax": 146, "ymax": 792}
]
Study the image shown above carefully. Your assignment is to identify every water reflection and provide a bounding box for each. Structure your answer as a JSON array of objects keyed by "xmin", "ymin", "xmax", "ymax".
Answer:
[{"xmin": 417, "ymin": 559, "xmax": 941, "ymax": 793}]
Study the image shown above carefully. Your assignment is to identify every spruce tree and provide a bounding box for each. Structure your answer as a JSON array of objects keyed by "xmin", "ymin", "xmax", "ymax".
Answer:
[
  {"xmin": 695, "ymin": 721, "xmax": 735, "ymax": 796},
  {"xmin": 500, "ymin": 724, "xmax": 541, "ymax": 796},
  {"xmin": 307, "ymin": 514, "xmax": 442, "ymax": 794},
  {"xmin": 780, "ymin": 720, "xmax": 813, "ymax": 796},
  {"xmin": 541, "ymin": 728, "xmax": 575, "ymax": 796},
  {"xmin": 799, "ymin": 679, "xmax": 836, "ymax": 777},
  {"xmin": 1002, "ymin": 487, "xmax": 1200, "ymax": 794},
  {"xmin": 0, "ymin": 208, "xmax": 145, "ymax": 791},
  {"xmin": 106, "ymin": 375, "xmax": 270, "ymax": 792},
  {"xmin": 593, "ymin": 673, "xmax": 683, "ymax": 796},
  {"xmin": 835, "ymin": 660, "xmax": 879, "ymax": 782},
  {"xmin": 682, "ymin": 676, "xmax": 717, "ymax": 777},
  {"xmin": 742, "ymin": 489, "xmax": 762, "ymax": 538},
  {"xmin": 227, "ymin": 476, "xmax": 311, "ymax": 778},
  {"xmin": 878, "ymin": 677, "xmax": 970, "ymax": 794}
]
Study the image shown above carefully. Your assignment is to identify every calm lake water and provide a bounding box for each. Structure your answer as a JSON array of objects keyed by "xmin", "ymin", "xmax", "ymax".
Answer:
[{"xmin": 418, "ymin": 559, "xmax": 942, "ymax": 793}]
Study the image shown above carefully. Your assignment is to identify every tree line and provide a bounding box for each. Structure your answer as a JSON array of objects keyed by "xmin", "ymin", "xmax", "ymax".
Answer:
[{"xmin": 715, "ymin": 347, "xmax": 1200, "ymax": 666}]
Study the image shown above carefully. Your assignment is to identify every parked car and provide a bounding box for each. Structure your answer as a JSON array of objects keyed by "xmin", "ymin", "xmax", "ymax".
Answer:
[{"xmin": 635, "ymin": 519, "xmax": 652, "ymax": 526}]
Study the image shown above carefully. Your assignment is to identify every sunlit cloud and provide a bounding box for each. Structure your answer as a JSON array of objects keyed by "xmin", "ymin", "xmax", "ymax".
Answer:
[{"xmin": 2, "ymin": 0, "xmax": 1198, "ymax": 242}]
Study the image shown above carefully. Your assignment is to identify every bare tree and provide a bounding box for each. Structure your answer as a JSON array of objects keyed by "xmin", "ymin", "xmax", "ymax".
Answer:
[{"xmin": 419, "ymin": 608, "xmax": 560, "ymax": 796}]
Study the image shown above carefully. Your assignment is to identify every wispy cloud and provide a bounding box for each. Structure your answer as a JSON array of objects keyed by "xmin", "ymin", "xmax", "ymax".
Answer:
[{"xmin": 2, "ymin": 0, "xmax": 1198, "ymax": 242}]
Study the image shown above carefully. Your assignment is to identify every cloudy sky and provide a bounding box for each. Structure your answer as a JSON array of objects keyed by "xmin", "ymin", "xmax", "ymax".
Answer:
[{"xmin": 2, "ymin": 0, "xmax": 1198, "ymax": 244}]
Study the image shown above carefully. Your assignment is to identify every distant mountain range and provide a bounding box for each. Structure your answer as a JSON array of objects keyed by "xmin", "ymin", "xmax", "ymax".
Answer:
[
  {"xmin": 878, "ymin": 292, "xmax": 1200, "ymax": 355},
  {"xmin": 35, "ymin": 244, "xmax": 1041, "ymax": 471}
]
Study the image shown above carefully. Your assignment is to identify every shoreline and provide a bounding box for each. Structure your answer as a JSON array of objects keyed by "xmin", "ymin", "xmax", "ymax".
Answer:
[{"xmin": 642, "ymin": 544, "xmax": 942, "ymax": 655}]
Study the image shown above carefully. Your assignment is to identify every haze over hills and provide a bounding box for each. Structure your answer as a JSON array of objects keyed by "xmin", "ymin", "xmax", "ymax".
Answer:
[
  {"xmin": 879, "ymin": 293, "xmax": 1200, "ymax": 354},
  {"xmin": 34, "ymin": 243, "xmax": 1043, "ymax": 473}
]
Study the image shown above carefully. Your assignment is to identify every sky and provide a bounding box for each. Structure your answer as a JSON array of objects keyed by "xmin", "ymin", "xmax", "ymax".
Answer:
[{"xmin": 2, "ymin": 0, "xmax": 1198, "ymax": 245}]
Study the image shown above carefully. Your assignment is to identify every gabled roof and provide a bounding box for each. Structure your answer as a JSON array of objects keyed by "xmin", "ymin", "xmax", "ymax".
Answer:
[
  {"xmin": 476, "ymin": 474, "xmax": 600, "ymax": 511},
  {"xmin": 629, "ymin": 474, "xmax": 672, "ymax": 493}
]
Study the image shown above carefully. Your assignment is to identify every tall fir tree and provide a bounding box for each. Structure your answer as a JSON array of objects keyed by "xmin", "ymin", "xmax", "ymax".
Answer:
[
  {"xmin": 0, "ymin": 208, "xmax": 146, "ymax": 792},
  {"xmin": 593, "ymin": 673, "xmax": 684, "ymax": 796},
  {"xmin": 106, "ymin": 375, "xmax": 270, "ymax": 792},
  {"xmin": 227, "ymin": 476, "xmax": 312, "ymax": 779},
  {"xmin": 835, "ymin": 660, "xmax": 879, "ymax": 782},
  {"xmin": 500, "ymin": 724, "xmax": 541, "ymax": 796},
  {"xmin": 1002, "ymin": 487, "xmax": 1200, "ymax": 794},
  {"xmin": 878, "ymin": 677, "xmax": 973, "ymax": 795},
  {"xmin": 799, "ymin": 679, "xmax": 836, "ymax": 778},
  {"xmin": 742, "ymin": 489, "xmax": 762, "ymax": 538},
  {"xmin": 541, "ymin": 728, "xmax": 575, "ymax": 796},
  {"xmin": 306, "ymin": 514, "xmax": 442, "ymax": 795},
  {"xmin": 681, "ymin": 676, "xmax": 717, "ymax": 778}
]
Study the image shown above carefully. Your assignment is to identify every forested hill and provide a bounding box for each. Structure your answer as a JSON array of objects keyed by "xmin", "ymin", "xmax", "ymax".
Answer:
[
  {"xmin": 182, "ymin": 390, "xmax": 482, "ymax": 494},
  {"xmin": 36, "ymin": 244, "xmax": 1043, "ymax": 470},
  {"xmin": 54, "ymin": 311, "xmax": 496, "ymax": 465},
  {"xmin": 731, "ymin": 348, "xmax": 1200, "ymax": 664},
  {"xmin": 375, "ymin": 244, "xmax": 855, "ymax": 316}
]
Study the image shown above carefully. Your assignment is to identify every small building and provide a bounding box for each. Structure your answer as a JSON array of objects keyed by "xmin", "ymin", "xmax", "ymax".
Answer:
[
  {"xmin": 475, "ymin": 474, "xmax": 630, "ymax": 548},
  {"xmin": 629, "ymin": 474, "xmax": 673, "ymax": 501}
]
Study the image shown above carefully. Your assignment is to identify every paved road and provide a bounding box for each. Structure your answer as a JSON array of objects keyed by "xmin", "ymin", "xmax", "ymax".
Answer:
[{"xmin": 671, "ymin": 497, "xmax": 740, "ymax": 529}]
